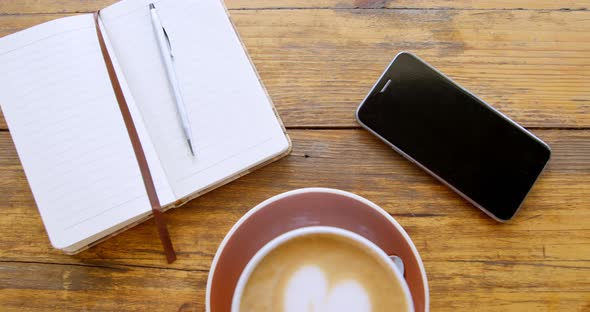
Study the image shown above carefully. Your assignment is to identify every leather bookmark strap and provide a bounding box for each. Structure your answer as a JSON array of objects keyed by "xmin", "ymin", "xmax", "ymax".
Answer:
[{"xmin": 93, "ymin": 12, "xmax": 176, "ymax": 263}]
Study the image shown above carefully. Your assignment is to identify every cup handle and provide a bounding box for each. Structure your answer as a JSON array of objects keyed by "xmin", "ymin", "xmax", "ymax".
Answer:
[{"xmin": 389, "ymin": 255, "xmax": 405, "ymax": 277}]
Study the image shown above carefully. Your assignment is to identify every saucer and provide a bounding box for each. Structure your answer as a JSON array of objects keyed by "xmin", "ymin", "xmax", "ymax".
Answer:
[{"xmin": 206, "ymin": 188, "xmax": 429, "ymax": 312}]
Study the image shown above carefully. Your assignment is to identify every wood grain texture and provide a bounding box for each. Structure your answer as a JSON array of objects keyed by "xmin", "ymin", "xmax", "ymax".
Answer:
[
  {"xmin": 234, "ymin": 8, "xmax": 590, "ymax": 128},
  {"xmin": 0, "ymin": 261, "xmax": 588, "ymax": 312},
  {"xmin": 0, "ymin": 0, "xmax": 588, "ymax": 13},
  {"xmin": 1, "ymin": 8, "xmax": 590, "ymax": 129},
  {"xmin": 0, "ymin": 262, "xmax": 205, "ymax": 312},
  {"xmin": 231, "ymin": 0, "xmax": 590, "ymax": 10},
  {"xmin": 0, "ymin": 129, "xmax": 589, "ymax": 310}
]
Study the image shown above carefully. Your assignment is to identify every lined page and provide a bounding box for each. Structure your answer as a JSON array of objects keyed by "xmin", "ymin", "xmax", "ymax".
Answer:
[
  {"xmin": 0, "ymin": 14, "xmax": 173, "ymax": 250},
  {"xmin": 101, "ymin": 0, "xmax": 290, "ymax": 199}
]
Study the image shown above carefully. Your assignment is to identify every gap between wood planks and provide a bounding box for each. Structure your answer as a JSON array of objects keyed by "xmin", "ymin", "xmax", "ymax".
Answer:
[
  {"xmin": 282, "ymin": 126, "xmax": 590, "ymax": 130},
  {"xmin": 223, "ymin": 7, "xmax": 590, "ymax": 12},
  {"xmin": 2, "ymin": 127, "xmax": 590, "ymax": 133},
  {"xmin": 0, "ymin": 259, "xmax": 209, "ymax": 273},
  {"xmin": 1, "ymin": 127, "xmax": 590, "ymax": 133},
  {"xmin": 0, "ymin": 7, "xmax": 588, "ymax": 16},
  {"xmin": 1, "ymin": 258, "xmax": 587, "ymax": 274}
]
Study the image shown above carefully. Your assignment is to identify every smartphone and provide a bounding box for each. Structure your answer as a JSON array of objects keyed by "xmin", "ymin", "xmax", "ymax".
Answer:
[{"xmin": 356, "ymin": 52, "xmax": 551, "ymax": 221}]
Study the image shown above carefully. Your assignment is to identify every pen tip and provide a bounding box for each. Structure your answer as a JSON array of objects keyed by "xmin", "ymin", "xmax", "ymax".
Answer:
[
  {"xmin": 149, "ymin": 3, "xmax": 155, "ymax": 9},
  {"xmin": 188, "ymin": 140, "xmax": 195, "ymax": 156}
]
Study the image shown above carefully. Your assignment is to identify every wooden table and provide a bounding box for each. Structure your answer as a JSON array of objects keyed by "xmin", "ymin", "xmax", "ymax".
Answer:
[{"xmin": 1, "ymin": 0, "xmax": 589, "ymax": 311}]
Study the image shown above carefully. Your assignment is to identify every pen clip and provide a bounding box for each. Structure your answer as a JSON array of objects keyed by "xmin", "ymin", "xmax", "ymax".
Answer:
[{"xmin": 162, "ymin": 26, "xmax": 173, "ymax": 58}]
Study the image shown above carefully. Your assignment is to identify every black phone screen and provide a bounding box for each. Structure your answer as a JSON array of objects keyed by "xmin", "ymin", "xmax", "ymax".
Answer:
[{"xmin": 357, "ymin": 52, "xmax": 551, "ymax": 221}]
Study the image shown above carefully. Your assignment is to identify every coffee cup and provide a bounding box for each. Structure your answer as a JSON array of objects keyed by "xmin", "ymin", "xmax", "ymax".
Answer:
[{"xmin": 232, "ymin": 226, "xmax": 414, "ymax": 312}]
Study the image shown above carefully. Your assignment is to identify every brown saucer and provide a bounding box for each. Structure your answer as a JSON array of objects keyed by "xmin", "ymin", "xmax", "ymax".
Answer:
[{"xmin": 206, "ymin": 188, "xmax": 429, "ymax": 312}]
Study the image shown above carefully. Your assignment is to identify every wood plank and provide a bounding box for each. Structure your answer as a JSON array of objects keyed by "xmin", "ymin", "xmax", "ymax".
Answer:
[
  {"xmin": 230, "ymin": 0, "xmax": 590, "ymax": 10},
  {"xmin": 0, "ymin": 129, "xmax": 588, "ymax": 266},
  {"xmin": 230, "ymin": 8, "xmax": 590, "ymax": 128},
  {"xmin": 0, "ymin": 260, "xmax": 588, "ymax": 311},
  {"xmin": 0, "ymin": 262, "xmax": 205, "ymax": 311},
  {"xmin": 0, "ymin": 0, "xmax": 588, "ymax": 14},
  {"xmin": 1, "ymin": 9, "xmax": 589, "ymax": 129}
]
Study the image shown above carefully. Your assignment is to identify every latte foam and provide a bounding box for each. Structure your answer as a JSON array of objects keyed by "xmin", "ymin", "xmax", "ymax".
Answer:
[{"xmin": 238, "ymin": 233, "xmax": 409, "ymax": 312}]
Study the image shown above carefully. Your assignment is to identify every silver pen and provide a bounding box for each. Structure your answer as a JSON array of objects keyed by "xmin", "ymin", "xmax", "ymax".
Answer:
[{"xmin": 149, "ymin": 3, "xmax": 195, "ymax": 156}]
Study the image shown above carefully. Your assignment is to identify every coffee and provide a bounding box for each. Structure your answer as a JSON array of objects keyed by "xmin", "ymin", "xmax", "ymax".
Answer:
[{"xmin": 238, "ymin": 233, "xmax": 410, "ymax": 312}]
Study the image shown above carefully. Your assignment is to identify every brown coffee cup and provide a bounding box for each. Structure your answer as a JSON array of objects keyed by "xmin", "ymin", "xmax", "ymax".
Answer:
[{"xmin": 206, "ymin": 188, "xmax": 429, "ymax": 312}]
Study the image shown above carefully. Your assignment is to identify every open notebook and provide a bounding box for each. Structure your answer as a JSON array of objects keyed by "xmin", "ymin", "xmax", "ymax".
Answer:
[{"xmin": 0, "ymin": 0, "xmax": 291, "ymax": 253}]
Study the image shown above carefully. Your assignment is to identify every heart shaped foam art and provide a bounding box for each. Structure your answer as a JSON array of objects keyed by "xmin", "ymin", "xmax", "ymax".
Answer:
[{"xmin": 284, "ymin": 265, "xmax": 371, "ymax": 312}]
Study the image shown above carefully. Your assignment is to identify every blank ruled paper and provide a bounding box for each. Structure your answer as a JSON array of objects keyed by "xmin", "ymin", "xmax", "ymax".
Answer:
[
  {"xmin": 0, "ymin": 14, "xmax": 173, "ymax": 251},
  {"xmin": 101, "ymin": 0, "xmax": 290, "ymax": 199}
]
